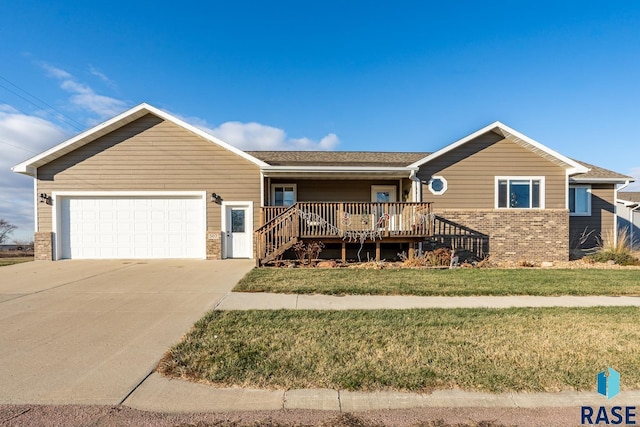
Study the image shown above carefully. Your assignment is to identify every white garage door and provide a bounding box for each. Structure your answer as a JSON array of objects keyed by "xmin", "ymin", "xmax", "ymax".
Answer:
[{"xmin": 59, "ymin": 195, "xmax": 205, "ymax": 259}]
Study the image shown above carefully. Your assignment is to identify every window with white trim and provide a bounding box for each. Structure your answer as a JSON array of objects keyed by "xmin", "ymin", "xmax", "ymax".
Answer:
[
  {"xmin": 428, "ymin": 176, "xmax": 447, "ymax": 195},
  {"xmin": 496, "ymin": 177, "xmax": 544, "ymax": 209},
  {"xmin": 271, "ymin": 184, "xmax": 297, "ymax": 206},
  {"xmin": 569, "ymin": 185, "xmax": 591, "ymax": 216}
]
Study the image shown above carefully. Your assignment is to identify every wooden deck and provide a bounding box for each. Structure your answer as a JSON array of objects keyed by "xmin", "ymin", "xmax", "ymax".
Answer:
[{"xmin": 256, "ymin": 202, "xmax": 434, "ymax": 265}]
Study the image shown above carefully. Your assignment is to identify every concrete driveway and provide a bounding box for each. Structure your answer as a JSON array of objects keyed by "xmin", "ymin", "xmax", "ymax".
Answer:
[{"xmin": 0, "ymin": 259, "xmax": 254, "ymax": 405}]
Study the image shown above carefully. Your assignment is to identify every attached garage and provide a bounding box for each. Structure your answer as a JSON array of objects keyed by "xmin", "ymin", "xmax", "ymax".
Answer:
[{"xmin": 54, "ymin": 192, "xmax": 206, "ymax": 260}]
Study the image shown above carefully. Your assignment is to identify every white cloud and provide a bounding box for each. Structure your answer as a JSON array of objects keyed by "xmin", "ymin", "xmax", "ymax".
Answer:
[
  {"xmin": 0, "ymin": 106, "xmax": 70, "ymax": 242},
  {"xmin": 201, "ymin": 120, "xmax": 340, "ymax": 151},
  {"xmin": 40, "ymin": 62, "xmax": 127, "ymax": 120},
  {"xmin": 88, "ymin": 65, "xmax": 115, "ymax": 87},
  {"xmin": 40, "ymin": 63, "xmax": 72, "ymax": 80}
]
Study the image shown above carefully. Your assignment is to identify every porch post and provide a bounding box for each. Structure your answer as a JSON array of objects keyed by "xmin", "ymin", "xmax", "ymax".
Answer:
[
  {"xmin": 375, "ymin": 241, "xmax": 381, "ymax": 261},
  {"xmin": 341, "ymin": 242, "xmax": 346, "ymax": 263}
]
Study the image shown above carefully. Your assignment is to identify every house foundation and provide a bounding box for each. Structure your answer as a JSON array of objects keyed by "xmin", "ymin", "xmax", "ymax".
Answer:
[
  {"xmin": 435, "ymin": 209, "xmax": 569, "ymax": 262},
  {"xmin": 34, "ymin": 232, "xmax": 53, "ymax": 261}
]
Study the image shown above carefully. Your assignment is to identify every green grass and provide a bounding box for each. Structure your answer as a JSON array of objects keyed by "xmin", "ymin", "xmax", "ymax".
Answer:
[
  {"xmin": 159, "ymin": 307, "xmax": 640, "ymax": 393},
  {"xmin": 234, "ymin": 268, "xmax": 640, "ymax": 296},
  {"xmin": 0, "ymin": 257, "xmax": 33, "ymax": 267}
]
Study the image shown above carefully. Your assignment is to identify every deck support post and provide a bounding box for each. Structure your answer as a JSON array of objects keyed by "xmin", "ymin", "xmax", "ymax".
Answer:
[
  {"xmin": 341, "ymin": 242, "xmax": 346, "ymax": 263},
  {"xmin": 408, "ymin": 244, "xmax": 415, "ymax": 260},
  {"xmin": 375, "ymin": 241, "xmax": 381, "ymax": 261}
]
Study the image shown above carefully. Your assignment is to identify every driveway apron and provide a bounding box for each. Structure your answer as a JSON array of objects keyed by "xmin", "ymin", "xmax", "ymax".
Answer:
[{"xmin": 0, "ymin": 259, "xmax": 253, "ymax": 405}]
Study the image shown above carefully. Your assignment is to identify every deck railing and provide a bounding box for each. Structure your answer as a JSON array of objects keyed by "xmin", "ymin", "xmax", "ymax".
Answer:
[
  {"xmin": 256, "ymin": 202, "xmax": 434, "ymax": 265},
  {"xmin": 261, "ymin": 206, "xmax": 289, "ymax": 225},
  {"xmin": 295, "ymin": 202, "xmax": 433, "ymax": 237}
]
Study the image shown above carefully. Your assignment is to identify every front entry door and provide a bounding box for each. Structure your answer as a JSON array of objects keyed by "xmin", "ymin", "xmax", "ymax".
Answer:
[
  {"xmin": 371, "ymin": 185, "xmax": 397, "ymax": 202},
  {"xmin": 224, "ymin": 204, "xmax": 252, "ymax": 258}
]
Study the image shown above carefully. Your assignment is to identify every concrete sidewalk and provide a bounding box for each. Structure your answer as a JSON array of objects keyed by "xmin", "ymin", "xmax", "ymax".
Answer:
[
  {"xmin": 216, "ymin": 292, "xmax": 640, "ymax": 310},
  {"xmin": 125, "ymin": 373, "xmax": 640, "ymax": 413},
  {"xmin": 120, "ymin": 290, "xmax": 640, "ymax": 412}
]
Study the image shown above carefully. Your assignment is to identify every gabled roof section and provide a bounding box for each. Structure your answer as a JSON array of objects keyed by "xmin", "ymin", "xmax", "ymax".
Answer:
[
  {"xmin": 618, "ymin": 192, "xmax": 640, "ymax": 204},
  {"xmin": 247, "ymin": 151, "xmax": 430, "ymax": 167},
  {"xmin": 12, "ymin": 103, "xmax": 269, "ymax": 176},
  {"xmin": 408, "ymin": 121, "xmax": 590, "ymax": 175},
  {"xmin": 569, "ymin": 160, "xmax": 635, "ymax": 183}
]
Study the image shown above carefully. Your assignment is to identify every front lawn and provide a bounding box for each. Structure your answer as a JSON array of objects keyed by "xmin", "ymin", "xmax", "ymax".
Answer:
[
  {"xmin": 234, "ymin": 268, "xmax": 640, "ymax": 296},
  {"xmin": 0, "ymin": 257, "xmax": 33, "ymax": 267},
  {"xmin": 159, "ymin": 307, "xmax": 640, "ymax": 392}
]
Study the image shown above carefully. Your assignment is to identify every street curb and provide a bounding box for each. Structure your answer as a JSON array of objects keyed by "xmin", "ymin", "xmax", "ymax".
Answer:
[{"xmin": 124, "ymin": 374, "xmax": 640, "ymax": 413}]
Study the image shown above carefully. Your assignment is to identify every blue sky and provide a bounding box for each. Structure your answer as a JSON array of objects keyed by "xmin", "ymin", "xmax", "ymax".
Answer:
[{"xmin": 1, "ymin": 1, "xmax": 639, "ymax": 241}]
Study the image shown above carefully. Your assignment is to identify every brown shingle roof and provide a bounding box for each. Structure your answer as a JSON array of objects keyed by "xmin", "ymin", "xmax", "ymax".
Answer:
[
  {"xmin": 571, "ymin": 159, "xmax": 634, "ymax": 181},
  {"xmin": 246, "ymin": 151, "xmax": 633, "ymax": 182},
  {"xmin": 619, "ymin": 192, "xmax": 640, "ymax": 203},
  {"xmin": 246, "ymin": 151, "xmax": 431, "ymax": 167}
]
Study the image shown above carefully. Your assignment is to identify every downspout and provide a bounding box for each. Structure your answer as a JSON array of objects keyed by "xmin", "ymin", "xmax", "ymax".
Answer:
[
  {"xmin": 615, "ymin": 180, "xmax": 631, "ymax": 247},
  {"xmin": 630, "ymin": 204, "xmax": 640, "ymax": 251},
  {"xmin": 34, "ymin": 169, "xmax": 38, "ymax": 233},
  {"xmin": 410, "ymin": 170, "xmax": 421, "ymax": 202},
  {"xmin": 410, "ymin": 169, "xmax": 423, "ymax": 255}
]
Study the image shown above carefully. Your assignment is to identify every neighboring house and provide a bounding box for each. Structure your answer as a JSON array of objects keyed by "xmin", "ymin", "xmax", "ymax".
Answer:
[
  {"xmin": 617, "ymin": 192, "xmax": 640, "ymax": 251},
  {"xmin": 12, "ymin": 103, "xmax": 634, "ymax": 263}
]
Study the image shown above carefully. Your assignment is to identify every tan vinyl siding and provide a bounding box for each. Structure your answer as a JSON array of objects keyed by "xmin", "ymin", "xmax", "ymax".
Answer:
[
  {"xmin": 569, "ymin": 184, "xmax": 616, "ymax": 248},
  {"xmin": 269, "ymin": 179, "xmax": 401, "ymax": 203},
  {"xmin": 36, "ymin": 114, "xmax": 261, "ymax": 233},
  {"xmin": 417, "ymin": 134, "xmax": 567, "ymax": 209}
]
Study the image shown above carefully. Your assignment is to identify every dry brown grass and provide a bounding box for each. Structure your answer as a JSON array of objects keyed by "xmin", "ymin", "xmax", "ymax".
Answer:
[
  {"xmin": 235, "ymin": 268, "xmax": 640, "ymax": 296},
  {"xmin": 159, "ymin": 307, "xmax": 640, "ymax": 393},
  {"xmin": 0, "ymin": 257, "xmax": 33, "ymax": 267}
]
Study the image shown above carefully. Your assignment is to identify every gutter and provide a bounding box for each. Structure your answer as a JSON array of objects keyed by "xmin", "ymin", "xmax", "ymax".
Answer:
[
  {"xmin": 261, "ymin": 165, "xmax": 418, "ymax": 178},
  {"xmin": 614, "ymin": 180, "xmax": 632, "ymax": 247},
  {"xmin": 630, "ymin": 204, "xmax": 640, "ymax": 251}
]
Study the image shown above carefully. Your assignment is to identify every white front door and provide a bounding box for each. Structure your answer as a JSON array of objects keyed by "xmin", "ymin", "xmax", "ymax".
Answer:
[
  {"xmin": 371, "ymin": 185, "xmax": 397, "ymax": 202},
  {"xmin": 371, "ymin": 185, "xmax": 398, "ymax": 230},
  {"xmin": 224, "ymin": 204, "xmax": 252, "ymax": 258}
]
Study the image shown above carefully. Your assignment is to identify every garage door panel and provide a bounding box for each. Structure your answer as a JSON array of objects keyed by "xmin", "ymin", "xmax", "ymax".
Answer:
[{"xmin": 59, "ymin": 196, "xmax": 205, "ymax": 259}]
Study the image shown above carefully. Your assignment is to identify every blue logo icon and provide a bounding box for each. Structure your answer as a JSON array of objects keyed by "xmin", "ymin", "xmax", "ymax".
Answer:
[{"xmin": 597, "ymin": 367, "xmax": 620, "ymax": 399}]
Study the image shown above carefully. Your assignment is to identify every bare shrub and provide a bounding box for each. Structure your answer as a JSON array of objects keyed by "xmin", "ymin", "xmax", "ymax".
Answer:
[{"xmin": 292, "ymin": 240, "xmax": 325, "ymax": 266}]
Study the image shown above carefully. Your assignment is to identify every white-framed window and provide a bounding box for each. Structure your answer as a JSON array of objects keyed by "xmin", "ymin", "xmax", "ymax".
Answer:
[
  {"xmin": 270, "ymin": 184, "xmax": 297, "ymax": 206},
  {"xmin": 569, "ymin": 185, "xmax": 591, "ymax": 216},
  {"xmin": 428, "ymin": 176, "xmax": 448, "ymax": 195},
  {"xmin": 495, "ymin": 177, "xmax": 545, "ymax": 209}
]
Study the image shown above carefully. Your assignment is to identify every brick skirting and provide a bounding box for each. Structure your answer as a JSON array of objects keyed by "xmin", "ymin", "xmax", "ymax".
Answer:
[
  {"xmin": 34, "ymin": 232, "xmax": 53, "ymax": 261},
  {"xmin": 435, "ymin": 209, "xmax": 569, "ymax": 262},
  {"xmin": 206, "ymin": 230, "xmax": 222, "ymax": 260}
]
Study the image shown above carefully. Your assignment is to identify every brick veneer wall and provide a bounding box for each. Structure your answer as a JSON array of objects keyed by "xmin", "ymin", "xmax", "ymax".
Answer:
[
  {"xmin": 206, "ymin": 230, "xmax": 222, "ymax": 260},
  {"xmin": 435, "ymin": 209, "xmax": 569, "ymax": 262},
  {"xmin": 34, "ymin": 232, "xmax": 53, "ymax": 261}
]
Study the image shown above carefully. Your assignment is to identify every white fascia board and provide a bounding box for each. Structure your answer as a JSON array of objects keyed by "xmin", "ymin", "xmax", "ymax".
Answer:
[
  {"xmin": 408, "ymin": 121, "xmax": 590, "ymax": 175},
  {"xmin": 570, "ymin": 177, "xmax": 633, "ymax": 184},
  {"xmin": 261, "ymin": 166, "xmax": 417, "ymax": 176},
  {"xmin": 618, "ymin": 199, "xmax": 639, "ymax": 208},
  {"xmin": 12, "ymin": 103, "xmax": 268, "ymax": 176}
]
